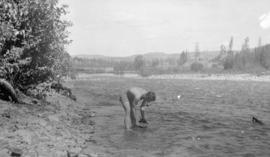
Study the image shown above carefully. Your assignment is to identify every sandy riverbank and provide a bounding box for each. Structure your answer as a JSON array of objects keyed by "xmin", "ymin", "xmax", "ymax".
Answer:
[{"xmin": 0, "ymin": 92, "xmax": 99, "ymax": 157}]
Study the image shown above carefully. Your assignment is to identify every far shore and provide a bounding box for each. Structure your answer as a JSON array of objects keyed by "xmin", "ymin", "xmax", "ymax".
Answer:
[{"xmin": 75, "ymin": 72, "xmax": 270, "ymax": 82}]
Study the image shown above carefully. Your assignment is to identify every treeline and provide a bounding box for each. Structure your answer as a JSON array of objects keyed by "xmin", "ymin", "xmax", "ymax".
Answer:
[
  {"xmin": 72, "ymin": 51, "xmax": 199, "ymax": 76},
  {"xmin": 0, "ymin": 0, "xmax": 73, "ymax": 100},
  {"xmin": 218, "ymin": 37, "xmax": 270, "ymax": 73},
  {"xmin": 72, "ymin": 37, "xmax": 270, "ymax": 76}
]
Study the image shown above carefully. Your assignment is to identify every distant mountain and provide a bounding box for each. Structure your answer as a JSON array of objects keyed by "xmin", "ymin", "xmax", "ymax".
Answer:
[
  {"xmin": 73, "ymin": 51, "xmax": 219, "ymax": 61},
  {"xmin": 74, "ymin": 54, "xmax": 107, "ymax": 59}
]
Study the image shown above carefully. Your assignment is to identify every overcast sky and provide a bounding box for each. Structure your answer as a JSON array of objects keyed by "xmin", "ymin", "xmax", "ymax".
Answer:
[{"xmin": 61, "ymin": 0, "xmax": 270, "ymax": 56}]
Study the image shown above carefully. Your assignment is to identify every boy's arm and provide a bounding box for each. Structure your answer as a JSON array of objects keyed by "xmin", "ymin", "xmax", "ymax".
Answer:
[{"xmin": 139, "ymin": 100, "xmax": 148, "ymax": 124}]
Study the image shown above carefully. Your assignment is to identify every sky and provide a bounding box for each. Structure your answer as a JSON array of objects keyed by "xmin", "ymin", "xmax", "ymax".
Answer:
[{"xmin": 61, "ymin": 0, "xmax": 270, "ymax": 56}]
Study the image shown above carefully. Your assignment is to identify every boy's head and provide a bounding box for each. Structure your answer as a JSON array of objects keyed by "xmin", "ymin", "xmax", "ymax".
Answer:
[{"xmin": 143, "ymin": 91, "xmax": 156, "ymax": 102}]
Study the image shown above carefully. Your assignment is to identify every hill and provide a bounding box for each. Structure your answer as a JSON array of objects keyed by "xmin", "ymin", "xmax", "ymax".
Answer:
[{"xmin": 73, "ymin": 51, "xmax": 219, "ymax": 62}]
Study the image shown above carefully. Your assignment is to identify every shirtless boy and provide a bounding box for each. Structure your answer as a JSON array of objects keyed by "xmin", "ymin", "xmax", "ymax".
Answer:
[{"xmin": 120, "ymin": 87, "xmax": 156, "ymax": 130}]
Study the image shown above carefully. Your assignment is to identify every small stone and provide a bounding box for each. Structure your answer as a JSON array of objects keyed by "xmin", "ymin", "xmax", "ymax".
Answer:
[
  {"xmin": 9, "ymin": 148, "xmax": 23, "ymax": 157},
  {"xmin": 68, "ymin": 147, "xmax": 82, "ymax": 155},
  {"xmin": 0, "ymin": 148, "xmax": 10, "ymax": 157},
  {"xmin": 89, "ymin": 153, "xmax": 99, "ymax": 157},
  {"xmin": 48, "ymin": 115, "xmax": 60, "ymax": 122},
  {"xmin": 89, "ymin": 112, "xmax": 96, "ymax": 117},
  {"xmin": 2, "ymin": 112, "xmax": 11, "ymax": 118},
  {"xmin": 11, "ymin": 151, "xmax": 22, "ymax": 157},
  {"xmin": 54, "ymin": 150, "xmax": 67, "ymax": 157},
  {"xmin": 32, "ymin": 100, "xmax": 38, "ymax": 104}
]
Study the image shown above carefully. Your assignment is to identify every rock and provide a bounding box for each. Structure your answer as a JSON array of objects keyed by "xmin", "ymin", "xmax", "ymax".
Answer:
[
  {"xmin": 48, "ymin": 115, "xmax": 60, "ymax": 122},
  {"xmin": 9, "ymin": 148, "xmax": 23, "ymax": 157},
  {"xmin": 54, "ymin": 150, "xmax": 67, "ymax": 157},
  {"xmin": 67, "ymin": 151, "xmax": 79, "ymax": 157},
  {"xmin": 78, "ymin": 153, "xmax": 98, "ymax": 157},
  {"xmin": 89, "ymin": 112, "xmax": 96, "ymax": 117},
  {"xmin": 23, "ymin": 149, "xmax": 37, "ymax": 157},
  {"xmin": 78, "ymin": 154, "xmax": 91, "ymax": 157},
  {"xmin": 88, "ymin": 153, "xmax": 99, "ymax": 157},
  {"xmin": 0, "ymin": 148, "xmax": 10, "ymax": 157},
  {"xmin": 1, "ymin": 112, "xmax": 11, "ymax": 118},
  {"xmin": 69, "ymin": 147, "xmax": 82, "ymax": 154},
  {"xmin": 16, "ymin": 130, "xmax": 32, "ymax": 144},
  {"xmin": 10, "ymin": 151, "xmax": 21, "ymax": 157},
  {"xmin": 32, "ymin": 100, "xmax": 38, "ymax": 104}
]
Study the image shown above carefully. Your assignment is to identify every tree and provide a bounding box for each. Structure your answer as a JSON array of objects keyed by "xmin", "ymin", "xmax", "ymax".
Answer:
[
  {"xmin": 0, "ymin": 0, "xmax": 71, "ymax": 89},
  {"xmin": 134, "ymin": 55, "xmax": 145, "ymax": 72},
  {"xmin": 177, "ymin": 51, "xmax": 188, "ymax": 66},
  {"xmin": 114, "ymin": 61, "xmax": 126, "ymax": 75},
  {"xmin": 228, "ymin": 36, "xmax": 234, "ymax": 55},
  {"xmin": 151, "ymin": 59, "xmax": 159, "ymax": 68},
  {"xmin": 190, "ymin": 62, "xmax": 203, "ymax": 72},
  {"xmin": 241, "ymin": 37, "xmax": 250, "ymax": 52},
  {"xmin": 258, "ymin": 37, "xmax": 262, "ymax": 47},
  {"xmin": 220, "ymin": 45, "xmax": 226, "ymax": 54},
  {"xmin": 258, "ymin": 44, "xmax": 270, "ymax": 69},
  {"xmin": 194, "ymin": 42, "xmax": 200, "ymax": 61}
]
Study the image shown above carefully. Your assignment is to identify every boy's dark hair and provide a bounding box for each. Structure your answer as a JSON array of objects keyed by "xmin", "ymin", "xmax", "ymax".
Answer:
[{"xmin": 142, "ymin": 91, "xmax": 156, "ymax": 102}]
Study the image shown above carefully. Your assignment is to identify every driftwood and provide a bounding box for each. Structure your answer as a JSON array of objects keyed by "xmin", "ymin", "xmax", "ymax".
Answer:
[
  {"xmin": 0, "ymin": 79, "xmax": 19, "ymax": 103},
  {"xmin": 252, "ymin": 116, "xmax": 264, "ymax": 125}
]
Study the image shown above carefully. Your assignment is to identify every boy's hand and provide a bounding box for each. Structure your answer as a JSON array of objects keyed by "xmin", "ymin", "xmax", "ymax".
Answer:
[{"xmin": 139, "ymin": 118, "xmax": 148, "ymax": 124}]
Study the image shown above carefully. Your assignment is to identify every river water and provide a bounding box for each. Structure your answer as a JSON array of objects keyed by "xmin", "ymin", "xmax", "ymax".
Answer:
[{"xmin": 72, "ymin": 76, "xmax": 270, "ymax": 157}]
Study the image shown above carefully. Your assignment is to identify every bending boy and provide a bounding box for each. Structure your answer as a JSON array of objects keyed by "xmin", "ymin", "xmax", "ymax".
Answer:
[{"xmin": 120, "ymin": 87, "xmax": 156, "ymax": 130}]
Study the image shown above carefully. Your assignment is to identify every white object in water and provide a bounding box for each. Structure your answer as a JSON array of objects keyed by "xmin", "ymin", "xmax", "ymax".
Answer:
[{"xmin": 177, "ymin": 95, "xmax": 181, "ymax": 99}]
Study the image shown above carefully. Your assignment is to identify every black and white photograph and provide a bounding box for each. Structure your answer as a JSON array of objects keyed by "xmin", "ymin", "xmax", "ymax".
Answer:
[{"xmin": 0, "ymin": 0, "xmax": 270, "ymax": 156}]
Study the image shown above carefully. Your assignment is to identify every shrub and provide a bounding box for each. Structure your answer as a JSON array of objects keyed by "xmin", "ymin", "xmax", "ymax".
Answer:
[
  {"xmin": 223, "ymin": 55, "xmax": 234, "ymax": 70},
  {"xmin": 258, "ymin": 45, "xmax": 270, "ymax": 69},
  {"xmin": 113, "ymin": 61, "xmax": 126, "ymax": 75},
  {"xmin": 190, "ymin": 62, "xmax": 204, "ymax": 72},
  {"xmin": 0, "ymin": 0, "xmax": 71, "ymax": 91},
  {"xmin": 139, "ymin": 68, "xmax": 152, "ymax": 77}
]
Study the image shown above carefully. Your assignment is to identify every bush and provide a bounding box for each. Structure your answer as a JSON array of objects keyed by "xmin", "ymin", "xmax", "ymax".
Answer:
[
  {"xmin": 139, "ymin": 68, "xmax": 152, "ymax": 77},
  {"xmin": 190, "ymin": 62, "xmax": 204, "ymax": 72},
  {"xmin": 258, "ymin": 45, "xmax": 270, "ymax": 69},
  {"xmin": 113, "ymin": 61, "xmax": 126, "ymax": 75},
  {"xmin": 223, "ymin": 55, "xmax": 234, "ymax": 70},
  {"xmin": 0, "ymin": 0, "xmax": 71, "ymax": 91}
]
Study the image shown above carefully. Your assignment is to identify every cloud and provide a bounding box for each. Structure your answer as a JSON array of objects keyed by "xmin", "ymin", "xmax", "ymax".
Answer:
[{"xmin": 259, "ymin": 12, "xmax": 270, "ymax": 29}]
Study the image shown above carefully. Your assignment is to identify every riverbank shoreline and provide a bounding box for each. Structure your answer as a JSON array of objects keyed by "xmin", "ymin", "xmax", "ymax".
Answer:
[{"xmin": 76, "ymin": 73, "xmax": 270, "ymax": 82}]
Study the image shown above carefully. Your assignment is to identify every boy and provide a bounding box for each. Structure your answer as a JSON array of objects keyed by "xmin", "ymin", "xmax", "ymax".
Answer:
[{"xmin": 120, "ymin": 87, "xmax": 156, "ymax": 130}]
